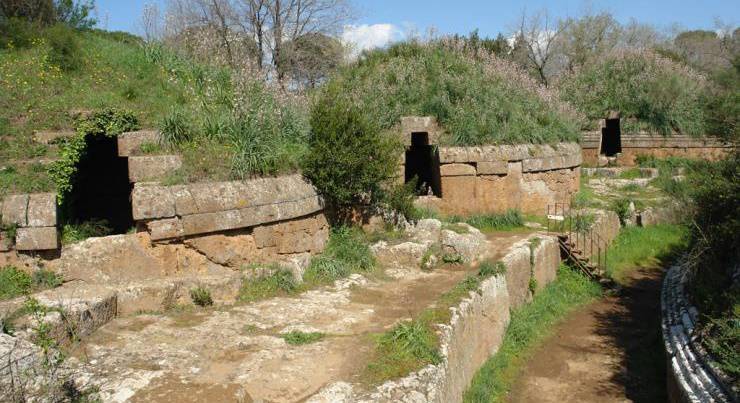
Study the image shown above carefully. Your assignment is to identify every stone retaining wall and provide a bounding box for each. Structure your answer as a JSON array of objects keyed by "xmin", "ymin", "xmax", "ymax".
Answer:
[
  {"xmin": 352, "ymin": 235, "xmax": 561, "ymax": 403},
  {"xmin": 582, "ymin": 132, "xmax": 733, "ymax": 166},
  {"xmin": 415, "ymin": 143, "xmax": 581, "ymax": 216},
  {"xmin": 0, "ymin": 193, "xmax": 59, "ymax": 251},
  {"xmin": 661, "ymin": 263, "xmax": 736, "ymax": 402}
]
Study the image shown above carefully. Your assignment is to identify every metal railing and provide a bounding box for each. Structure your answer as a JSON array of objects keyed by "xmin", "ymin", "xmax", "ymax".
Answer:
[{"xmin": 546, "ymin": 203, "xmax": 609, "ymax": 277}]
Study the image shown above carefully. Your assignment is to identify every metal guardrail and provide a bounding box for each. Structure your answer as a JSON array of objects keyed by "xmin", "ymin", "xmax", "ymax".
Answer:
[{"xmin": 547, "ymin": 203, "xmax": 608, "ymax": 277}]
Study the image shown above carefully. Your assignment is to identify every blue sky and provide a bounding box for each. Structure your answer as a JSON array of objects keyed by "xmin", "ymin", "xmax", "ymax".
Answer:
[{"xmin": 96, "ymin": 0, "xmax": 739, "ymax": 49}]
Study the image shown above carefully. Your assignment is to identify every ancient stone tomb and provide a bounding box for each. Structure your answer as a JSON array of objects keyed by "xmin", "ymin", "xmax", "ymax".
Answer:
[{"xmin": 399, "ymin": 116, "xmax": 582, "ymax": 216}]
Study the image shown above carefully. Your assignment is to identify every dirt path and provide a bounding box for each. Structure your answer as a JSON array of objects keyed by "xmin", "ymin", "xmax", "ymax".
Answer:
[
  {"xmin": 507, "ymin": 266, "xmax": 667, "ymax": 403},
  {"xmin": 69, "ymin": 230, "xmax": 535, "ymax": 402}
]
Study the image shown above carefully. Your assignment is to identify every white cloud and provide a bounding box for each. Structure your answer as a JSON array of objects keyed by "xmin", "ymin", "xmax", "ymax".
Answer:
[{"xmin": 342, "ymin": 23, "xmax": 405, "ymax": 58}]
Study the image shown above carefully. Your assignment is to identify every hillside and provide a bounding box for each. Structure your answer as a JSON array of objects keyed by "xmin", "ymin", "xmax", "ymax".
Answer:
[{"xmin": 0, "ymin": 28, "xmax": 188, "ymax": 198}]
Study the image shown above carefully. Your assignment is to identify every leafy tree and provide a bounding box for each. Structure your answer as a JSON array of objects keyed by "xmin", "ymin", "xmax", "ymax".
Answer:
[{"xmin": 54, "ymin": 0, "xmax": 96, "ymax": 29}]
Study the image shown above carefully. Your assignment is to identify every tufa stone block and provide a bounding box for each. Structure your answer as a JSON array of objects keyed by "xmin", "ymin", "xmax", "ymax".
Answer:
[
  {"xmin": 128, "ymin": 155, "xmax": 182, "ymax": 183},
  {"xmin": 1, "ymin": 194, "xmax": 29, "ymax": 226},
  {"xmin": 15, "ymin": 227, "xmax": 58, "ymax": 251},
  {"xmin": 117, "ymin": 130, "xmax": 161, "ymax": 157},
  {"xmin": 26, "ymin": 193, "xmax": 57, "ymax": 227},
  {"xmin": 477, "ymin": 161, "xmax": 508, "ymax": 175},
  {"xmin": 440, "ymin": 163, "xmax": 476, "ymax": 177}
]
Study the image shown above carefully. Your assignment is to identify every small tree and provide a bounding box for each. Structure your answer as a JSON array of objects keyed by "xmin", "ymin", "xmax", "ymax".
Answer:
[{"xmin": 302, "ymin": 82, "xmax": 400, "ymax": 219}]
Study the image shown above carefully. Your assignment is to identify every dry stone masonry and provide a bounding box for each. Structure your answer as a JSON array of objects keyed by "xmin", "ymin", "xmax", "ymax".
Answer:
[
  {"xmin": 0, "ymin": 193, "xmax": 59, "ymax": 251},
  {"xmin": 418, "ymin": 143, "xmax": 581, "ymax": 215}
]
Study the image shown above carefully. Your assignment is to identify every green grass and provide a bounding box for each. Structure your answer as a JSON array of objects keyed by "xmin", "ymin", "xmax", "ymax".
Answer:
[
  {"xmin": 605, "ymin": 224, "xmax": 688, "ymax": 283},
  {"xmin": 189, "ymin": 286, "xmax": 214, "ymax": 307},
  {"xmin": 280, "ymin": 331, "xmax": 326, "ymax": 345},
  {"xmin": 0, "ymin": 266, "xmax": 62, "ymax": 300},
  {"xmin": 464, "ymin": 265, "xmax": 602, "ymax": 402},
  {"xmin": 238, "ymin": 266, "xmax": 299, "ymax": 303},
  {"xmin": 365, "ymin": 260, "xmax": 506, "ymax": 383},
  {"xmin": 303, "ymin": 227, "xmax": 376, "ymax": 285},
  {"xmin": 61, "ymin": 219, "xmax": 112, "ymax": 245},
  {"xmin": 453, "ymin": 210, "xmax": 525, "ymax": 232},
  {"xmin": 618, "ymin": 168, "xmax": 643, "ymax": 179}
]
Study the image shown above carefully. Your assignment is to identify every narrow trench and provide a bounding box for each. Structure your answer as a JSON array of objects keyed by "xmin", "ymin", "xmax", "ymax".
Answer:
[{"xmin": 506, "ymin": 265, "xmax": 667, "ymax": 403}]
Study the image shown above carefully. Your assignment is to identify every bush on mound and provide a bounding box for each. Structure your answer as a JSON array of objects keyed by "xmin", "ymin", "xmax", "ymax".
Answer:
[
  {"xmin": 315, "ymin": 40, "xmax": 581, "ymax": 146},
  {"xmin": 558, "ymin": 49, "xmax": 709, "ymax": 136}
]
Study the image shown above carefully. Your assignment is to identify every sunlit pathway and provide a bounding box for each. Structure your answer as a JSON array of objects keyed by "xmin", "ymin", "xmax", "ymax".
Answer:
[{"xmin": 506, "ymin": 266, "xmax": 667, "ymax": 403}]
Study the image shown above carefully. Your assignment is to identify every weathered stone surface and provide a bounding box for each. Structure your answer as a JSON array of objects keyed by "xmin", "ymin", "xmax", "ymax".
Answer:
[
  {"xmin": 531, "ymin": 237, "xmax": 559, "ymax": 292},
  {"xmin": 407, "ymin": 218, "xmax": 442, "ymax": 246},
  {"xmin": 117, "ymin": 130, "xmax": 160, "ymax": 157},
  {"xmin": 34, "ymin": 285, "xmax": 118, "ymax": 339},
  {"xmin": 0, "ymin": 232, "xmax": 11, "ymax": 252},
  {"xmin": 371, "ymin": 241, "xmax": 428, "ymax": 268},
  {"xmin": 477, "ymin": 161, "xmax": 508, "ymax": 175},
  {"xmin": 440, "ymin": 224, "xmax": 486, "ymax": 263},
  {"xmin": 502, "ymin": 242, "xmax": 532, "ymax": 309},
  {"xmin": 147, "ymin": 218, "xmax": 184, "ymax": 240},
  {"xmin": 26, "ymin": 193, "xmax": 57, "ymax": 227},
  {"xmin": 132, "ymin": 184, "xmax": 176, "ymax": 220},
  {"xmin": 440, "ymin": 163, "xmax": 476, "ymax": 177},
  {"xmin": 15, "ymin": 227, "xmax": 58, "ymax": 251},
  {"xmin": 401, "ymin": 116, "xmax": 442, "ymax": 146},
  {"xmin": 32, "ymin": 130, "xmax": 75, "ymax": 144},
  {"xmin": 1, "ymin": 194, "xmax": 29, "ymax": 226},
  {"xmin": 128, "ymin": 155, "xmax": 182, "ymax": 183}
]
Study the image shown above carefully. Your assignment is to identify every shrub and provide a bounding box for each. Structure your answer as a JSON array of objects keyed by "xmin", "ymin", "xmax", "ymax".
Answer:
[
  {"xmin": 303, "ymin": 82, "xmax": 400, "ymax": 215},
  {"xmin": 32, "ymin": 269, "xmax": 62, "ymax": 289},
  {"xmin": 326, "ymin": 40, "xmax": 580, "ymax": 146},
  {"xmin": 559, "ymin": 49, "xmax": 708, "ymax": 135},
  {"xmin": 45, "ymin": 23, "xmax": 82, "ymax": 71},
  {"xmin": 611, "ymin": 198, "xmax": 632, "ymax": 224},
  {"xmin": 0, "ymin": 17, "xmax": 38, "ymax": 49},
  {"xmin": 366, "ymin": 319, "xmax": 441, "ymax": 382},
  {"xmin": 189, "ymin": 287, "xmax": 213, "ymax": 307}
]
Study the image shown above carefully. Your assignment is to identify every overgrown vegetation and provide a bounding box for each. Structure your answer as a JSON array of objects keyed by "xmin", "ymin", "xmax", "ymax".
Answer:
[
  {"xmin": 0, "ymin": 266, "xmax": 62, "ymax": 300},
  {"xmin": 464, "ymin": 265, "xmax": 602, "ymax": 402},
  {"xmin": 559, "ymin": 49, "xmax": 709, "ymax": 135},
  {"xmin": 680, "ymin": 153, "xmax": 739, "ymax": 380},
  {"xmin": 321, "ymin": 40, "xmax": 580, "ymax": 147}
]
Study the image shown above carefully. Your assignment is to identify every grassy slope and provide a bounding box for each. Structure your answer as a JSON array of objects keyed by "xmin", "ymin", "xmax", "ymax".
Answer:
[
  {"xmin": 464, "ymin": 224, "xmax": 687, "ymax": 402},
  {"xmin": 0, "ymin": 30, "xmax": 185, "ymax": 197}
]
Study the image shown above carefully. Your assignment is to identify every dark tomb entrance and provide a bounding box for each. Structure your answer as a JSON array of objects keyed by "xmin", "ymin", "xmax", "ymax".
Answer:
[
  {"xmin": 65, "ymin": 135, "xmax": 133, "ymax": 234},
  {"xmin": 600, "ymin": 118, "xmax": 622, "ymax": 157},
  {"xmin": 404, "ymin": 132, "xmax": 442, "ymax": 197}
]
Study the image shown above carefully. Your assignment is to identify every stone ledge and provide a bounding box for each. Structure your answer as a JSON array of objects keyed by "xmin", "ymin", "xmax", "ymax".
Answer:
[
  {"xmin": 440, "ymin": 163, "xmax": 476, "ymax": 177},
  {"xmin": 118, "ymin": 130, "xmax": 160, "ymax": 157},
  {"xmin": 128, "ymin": 155, "xmax": 182, "ymax": 183},
  {"xmin": 438, "ymin": 143, "xmax": 581, "ymax": 168},
  {"xmin": 661, "ymin": 264, "xmax": 736, "ymax": 403}
]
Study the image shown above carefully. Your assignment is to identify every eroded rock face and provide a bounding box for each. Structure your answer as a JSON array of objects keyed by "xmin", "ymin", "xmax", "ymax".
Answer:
[{"xmin": 440, "ymin": 224, "xmax": 486, "ymax": 263}]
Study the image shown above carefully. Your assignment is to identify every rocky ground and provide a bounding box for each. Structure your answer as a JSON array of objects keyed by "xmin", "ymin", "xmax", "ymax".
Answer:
[{"xmin": 1, "ymin": 218, "xmax": 538, "ymax": 402}]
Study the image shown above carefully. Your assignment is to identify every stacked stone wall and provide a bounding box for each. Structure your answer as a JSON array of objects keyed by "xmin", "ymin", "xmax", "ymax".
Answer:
[
  {"xmin": 416, "ymin": 143, "xmax": 581, "ymax": 216},
  {"xmin": 581, "ymin": 132, "xmax": 733, "ymax": 166},
  {"xmin": 0, "ymin": 193, "xmax": 59, "ymax": 251}
]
